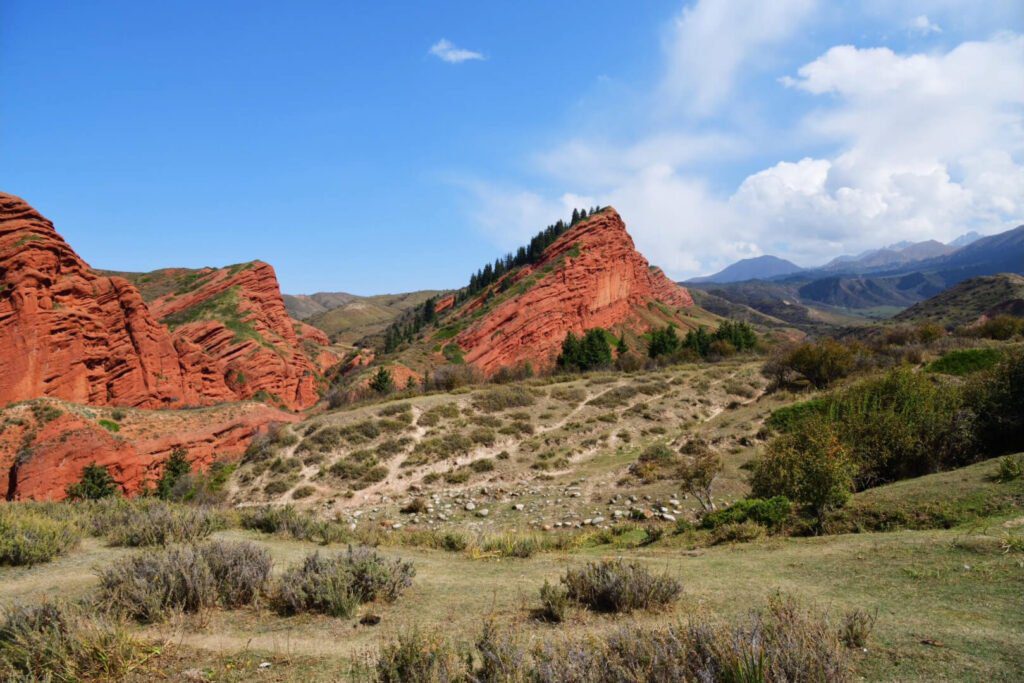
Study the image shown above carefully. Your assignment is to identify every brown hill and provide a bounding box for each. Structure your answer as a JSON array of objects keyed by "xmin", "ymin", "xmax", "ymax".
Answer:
[
  {"xmin": 0, "ymin": 193, "xmax": 235, "ymax": 409},
  {"xmin": 894, "ymin": 273, "xmax": 1024, "ymax": 328}
]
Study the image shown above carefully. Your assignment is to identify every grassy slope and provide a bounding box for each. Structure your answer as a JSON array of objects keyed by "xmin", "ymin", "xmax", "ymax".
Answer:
[
  {"xmin": 305, "ymin": 290, "xmax": 442, "ymax": 345},
  {"xmin": 895, "ymin": 273, "xmax": 1024, "ymax": 327}
]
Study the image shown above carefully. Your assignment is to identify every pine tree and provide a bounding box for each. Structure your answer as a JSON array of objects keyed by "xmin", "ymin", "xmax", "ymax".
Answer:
[
  {"xmin": 616, "ymin": 334, "xmax": 628, "ymax": 356},
  {"xmin": 571, "ymin": 208, "xmax": 580, "ymax": 224},
  {"xmin": 369, "ymin": 367, "xmax": 395, "ymax": 394},
  {"xmin": 156, "ymin": 447, "xmax": 191, "ymax": 500},
  {"xmin": 66, "ymin": 463, "xmax": 117, "ymax": 501}
]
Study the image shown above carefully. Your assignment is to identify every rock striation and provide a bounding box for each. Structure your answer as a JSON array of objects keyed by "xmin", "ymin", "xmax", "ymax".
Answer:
[
  {"xmin": 0, "ymin": 193, "xmax": 336, "ymax": 412},
  {"xmin": 454, "ymin": 208, "xmax": 694, "ymax": 375},
  {"xmin": 0, "ymin": 193, "xmax": 235, "ymax": 409},
  {"xmin": 147, "ymin": 261, "xmax": 336, "ymax": 410}
]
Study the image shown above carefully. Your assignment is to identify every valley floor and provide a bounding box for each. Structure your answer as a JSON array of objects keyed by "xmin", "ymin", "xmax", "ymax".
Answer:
[{"xmin": 2, "ymin": 501, "xmax": 1021, "ymax": 681}]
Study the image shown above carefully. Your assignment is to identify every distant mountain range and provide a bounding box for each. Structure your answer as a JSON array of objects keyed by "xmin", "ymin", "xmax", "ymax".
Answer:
[
  {"xmin": 689, "ymin": 255, "xmax": 804, "ymax": 283},
  {"xmin": 685, "ymin": 224, "xmax": 1024, "ymax": 329}
]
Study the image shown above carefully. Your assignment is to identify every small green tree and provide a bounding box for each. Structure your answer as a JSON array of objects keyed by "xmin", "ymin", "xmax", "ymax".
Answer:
[
  {"xmin": 557, "ymin": 329, "xmax": 611, "ymax": 371},
  {"xmin": 751, "ymin": 417, "xmax": 856, "ymax": 523},
  {"xmin": 156, "ymin": 447, "xmax": 191, "ymax": 500},
  {"xmin": 369, "ymin": 367, "xmax": 395, "ymax": 394},
  {"xmin": 616, "ymin": 334, "xmax": 628, "ymax": 356},
  {"xmin": 66, "ymin": 463, "xmax": 118, "ymax": 501},
  {"xmin": 648, "ymin": 325, "xmax": 681, "ymax": 359}
]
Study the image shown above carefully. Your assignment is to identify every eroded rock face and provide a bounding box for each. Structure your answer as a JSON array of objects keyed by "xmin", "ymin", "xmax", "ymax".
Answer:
[
  {"xmin": 148, "ymin": 261, "xmax": 334, "ymax": 410},
  {"xmin": 0, "ymin": 400, "xmax": 296, "ymax": 501},
  {"xmin": 0, "ymin": 193, "xmax": 235, "ymax": 409},
  {"xmin": 455, "ymin": 208, "xmax": 694, "ymax": 375}
]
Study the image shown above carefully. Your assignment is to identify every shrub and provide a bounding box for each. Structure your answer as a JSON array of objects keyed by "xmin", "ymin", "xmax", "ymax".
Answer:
[
  {"xmin": 0, "ymin": 508, "xmax": 81, "ymax": 566},
  {"xmin": 99, "ymin": 541, "xmax": 271, "ymax": 622},
  {"xmin": 840, "ymin": 608, "xmax": 877, "ymax": 648},
  {"xmin": 927, "ymin": 347, "xmax": 1003, "ymax": 376},
  {"xmin": 472, "ymin": 386, "xmax": 535, "ymax": 413},
  {"xmin": 710, "ymin": 520, "xmax": 765, "ymax": 545},
  {"xmin": 371, "ymin": 594, "xmax": 849, "ymax": 682},
  {"xmin": 0, "ymin": 603, "xmax": 149, "ymax": 681},
  {"xmin": 968, "ymin": 347, "xmax": 1024, "ymax": 455},
  {"xmin": 752, "ymin": 417, "xmax": 856, "ymax": 522},
  {"xmin": 400, "ymin": 498, "xmax": 428, "ymax": 514},
  {"xmin": 536, "ymin": 580, "xmax": 569, "ymax": 623},
  {"xmin": 439, "ymin": 531, "xmax": 469, "ymax": 552},
  {"xmin": 65, "ymin": 463, "xmax": 118, "ymax": 501},
  {"xmin": 273, "ymin": 547, "xmax": 414, "ymax": 617},
  {"xmin": 375, "ymin": 627, "xmax": 465, "ymax": 683},
  {"xmin": 292, "ymin": 484, "xmax": 316, "ymax": 499},
  {"xmin": 770, "ymin": 339, "xmax": 855, "ymax": 389},
  {"xmin": 974, "ymin": 315, "xmax": 1024, "ymax": 340},
  {"xmin": 995, "ymin": 454, "xmax": 1024, "ymax": 482},
  {"xmin": 369, "ymin": 367, "xmax": 395, "ymax": 394},
  {"xmin": 561, "ymin": 559, "xmax": 681, "ymax": 613},
  {"xmin": 701, "ymin": 496, "xmax": 792, "ymax": 531},
  {"xmin": 239, "ymin": 505, "xmax": 349, "ymax": 545},
  {"xmin": 470, "ymin": 458, "xmax": 495, "ymax": 473},
  {"xmin": 102, "ymin": 500, "xmax": 222, "ymax": 546}
]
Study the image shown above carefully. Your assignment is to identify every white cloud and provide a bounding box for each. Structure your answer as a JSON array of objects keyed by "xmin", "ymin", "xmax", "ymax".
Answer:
[
  {"xmin": 660, "ymin": 0, "xmax": 818, "ymax": 116},
  {"xmin": 909, "ymin": 14, "xmax": 942, "ymax": 35},
  {"xmin": 429, "ymin": 38, "xmax": 485, "ymax": 64},
  {"xmin": 462, "ymin": 8, "xmax": 1024, "ymax": 278}
]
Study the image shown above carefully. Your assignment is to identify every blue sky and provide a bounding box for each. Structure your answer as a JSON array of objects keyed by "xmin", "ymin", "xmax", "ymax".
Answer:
[{"xmin": 2, "ymin": 1, "xmax": 1022, "ymax": 293}]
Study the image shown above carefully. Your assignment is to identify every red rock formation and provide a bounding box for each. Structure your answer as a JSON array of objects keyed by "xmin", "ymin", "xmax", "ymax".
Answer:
[
  {"xmin": 147, "ymin": 261, "xmax": 330, "ymax": 410},
  {"xmin": 0, "ymin": 193, "xmax": 235, "ymax": 409},
  {"xmin": 0, "ymin": 399, "xmax": 296, "ymax": 501},
  {"xmin": 453, "ymin": 208, "xmax": 694, "ymax": 375}
]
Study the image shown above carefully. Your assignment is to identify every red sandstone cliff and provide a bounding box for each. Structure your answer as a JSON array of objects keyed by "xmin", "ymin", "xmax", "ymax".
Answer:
[
  {"xmin": 147, "ymin": 261, "xmax": 338, "ymax": 410},
  {"xmin": 452, "ymin": 208, "xmax": 694, "ymax": 375},
  {"xmin": 0, "ymin": 399, "xmax": 296, "ymax": 501},
  {"xmin": 0, "ymin": 193, "xmax": 236, "ymax": 409}
]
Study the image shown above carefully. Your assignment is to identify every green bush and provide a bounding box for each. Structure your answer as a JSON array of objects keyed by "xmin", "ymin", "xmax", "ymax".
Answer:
[
  {"xmin": 752, "ymin": 417, "xmax": 856, "ymax": 521},
  {"xmin": 968, "ymin": 347, "xmax": 1024, "ymax": 455},
  {"xmin": 995, "ymin": 454, "xmax": 1024, "ymax": 482},
  {"xmin": 557, "ymin": 329, "xmax": 613, "ymax": 372},
  {"xmin": 156, "ymin": 448, "xmax": 191, "ymax": 500},
  {"xmin": 710, "ymin": 520, "xmax": 765, "ymax": 545},
  {"xmin": 98, "ymin": 541, "xmax": 271, "ymax": 622},
  {"xmin": 701, "ymin": 496, "xmax": 792, "ymax": 531},
  {"xmin": 0, "ymin": 508, "xmax": 81, "ymax": 566},
  {"xmin": 769, "ymin": 338, "xmax": 855, "ymax": 388},
  {"xmin": 272, "ymin": 547, "xmax": 414, "ymax": 617},
  {"xmin": 561, "ymin": 559, "xmax": 681, "ymax": 613},
  {"xmin": 927, "ymin": 347, "xmax": 1003, "ymax": 376}
]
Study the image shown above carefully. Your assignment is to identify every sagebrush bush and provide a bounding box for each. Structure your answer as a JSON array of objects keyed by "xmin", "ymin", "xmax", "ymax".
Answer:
[
  {"xmin": 472, "ymin": 386, "xmax": 536, "ymax": 413},
  {"xmin": 273, "ymin": 547, "xmax": 414, "ymax": 617},
  {"xmin": 0, "ymin": 507, "xmax": 81, "ymax": 566},
  {"xmin": 375, "ymin": 627, "xmax": 466, "ymax": 683},
  {"xmin": 99, "ymin": 499, "xmax": 224, "ymax": 546},
  {"xmin": 371, "ymin": 594, "xmax": 849, "ymax": 682},
  {"xmin": 561, "ymin": 559, "xmax": 681, "ymax": 613},
  {"xmin": 98, "ymin": 541, "xmax": 271, "ymax": 622},
  {"xmin": 536, "ymin": 580, "xmax": 569, "ymax": 623},
  {"xmin": 240, "ymin": 505, "xmax": 349, "ymax": 545},
  {"xmin": 0, "ymin": 602, "xmax": 149, "ymax": 681}
]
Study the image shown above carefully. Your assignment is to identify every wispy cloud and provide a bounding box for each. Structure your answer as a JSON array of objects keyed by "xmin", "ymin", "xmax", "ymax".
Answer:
[
  {"xmin": 429, "ymin": 38, "xmax": 485, "ymax": 64},
  {"xmin": 909, "ymin": 15, "xmax": 942, "ymax": 35}
]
